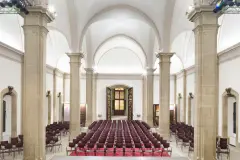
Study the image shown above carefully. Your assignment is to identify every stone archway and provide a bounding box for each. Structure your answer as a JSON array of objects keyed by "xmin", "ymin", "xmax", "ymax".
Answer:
[
  {"xmin": 222, "ymin": 88, "xmax": 239, "ymax": 147},
  {"xmin": 0, "ymin": 86, "xmax": 18, "ymax": 140},
  {"xmin": 106, "ymin": 84, "xmax": 133, "ymax": 120}
]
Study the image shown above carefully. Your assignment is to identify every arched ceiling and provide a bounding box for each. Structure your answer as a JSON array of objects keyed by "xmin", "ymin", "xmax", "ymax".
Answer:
[
  {"xmin": 94, "ymin": 36, "xmax": 146, "ymax": 74},
  {"xmin": 1, "ymin": 0, "xmax": 217, "ymax": 74}
]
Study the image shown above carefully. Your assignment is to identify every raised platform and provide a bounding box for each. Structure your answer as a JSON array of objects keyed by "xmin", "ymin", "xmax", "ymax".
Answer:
[{"xmin": 51, "ymin": 156, "xmax": 188, "ymax": 160}]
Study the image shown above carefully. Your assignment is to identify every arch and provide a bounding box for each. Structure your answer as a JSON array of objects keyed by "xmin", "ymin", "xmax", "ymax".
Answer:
[
  {"xmin": 0, "ymin": 86, "xmax": 18, "ymax": 140},
  {"xmin": 48, "ymin": 26, "xmax": 71, "ymax": 50},
  {"xmin": 171, "ymin": 30, "xmax": 195, "ymax": 68},
  {"xmin": 222, "ymin": 88, "xmax": 239, "ymax": 148},
  {"xmin": 79, "ymin": 4, "xmax": 161, "ymax": 50},
  {"xmin": 47, "ymin": 29, "xmax": 71, "ymax": 68},
  {"xmin": 94, "ymin": 34, "xmax": 148, "ymax": 65},
  {"xmin": 96, "ymin": 47, "xmax": 145, "ymax": 68}
]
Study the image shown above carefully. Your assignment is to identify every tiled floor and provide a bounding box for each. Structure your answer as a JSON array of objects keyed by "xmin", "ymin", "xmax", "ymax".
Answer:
[{"xmin": 3, "ymin": 128, "xmax": 240, "ymax": 160}]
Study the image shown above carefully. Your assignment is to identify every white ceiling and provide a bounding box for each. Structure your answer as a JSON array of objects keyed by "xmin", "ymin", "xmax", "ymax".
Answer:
[{"xmin": 2, "ymin": 0, "xmax": 240, "ymax": 74}]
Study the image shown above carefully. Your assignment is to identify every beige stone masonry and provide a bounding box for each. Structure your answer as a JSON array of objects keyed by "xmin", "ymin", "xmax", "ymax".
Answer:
[
  {"xmin": 157, "ymin": 52, "xmax": 174, "ymax": 141},
  {"xmin": 67, "ymin": 52, "xmax": 84, "ymax": 140},
  {"xmin": 85, "ymin": 68, "xmax": 94, "ymax": 126},
  {"xmin": 22, "ymin": 6, "xmax": 54, "ymax": 160},
  {"xmin": 189, "ymin": 5, "xmax": 219, "ymax": 160},
  {"xmin": 146, "ymin": 68, "xmax": 154, "ymax": 127}
]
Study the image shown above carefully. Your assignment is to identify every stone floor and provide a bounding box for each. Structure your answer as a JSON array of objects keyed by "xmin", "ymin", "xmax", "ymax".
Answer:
[{"xmin": 2, "ymin": 128, "xmax": 240, "ymax": 160}]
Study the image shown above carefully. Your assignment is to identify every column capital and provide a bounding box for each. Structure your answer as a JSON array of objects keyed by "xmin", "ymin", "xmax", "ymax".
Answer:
[
  {"xmin": 188, "ymin": 5, "xmax": 219, "ymax": 25},
  {"xmin": 67, "ymin": 52, "xmax": 84, "ymax": 64},
  {"xmin": 22, "ymin": 6, "xmax": 55, "ymax": 23},
  {"xmin": 156, "ymin": 52, "xmax": 175, "ymax": 62},
  {"xmin": 85, "ymin": 68, "xmax": 94, "ymax": 73}
]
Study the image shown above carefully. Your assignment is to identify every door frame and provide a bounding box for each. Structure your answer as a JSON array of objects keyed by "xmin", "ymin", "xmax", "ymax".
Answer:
[{"xmin": 106, "ymin": 84, "xmax": 133, "ymax": 120}]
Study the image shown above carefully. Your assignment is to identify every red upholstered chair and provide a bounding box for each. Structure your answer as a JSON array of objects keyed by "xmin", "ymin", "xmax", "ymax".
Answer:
[
  {"xmin": 133, "ymin": 143, "xmax": 142, "ymax": 156},
  {"xmin": 105, "ymin": 143, "xmax": 114, "ymax": 156},
  {"xmin": 114, "ymin": 143, "xmax": 124, "ymax": 156},
  {"xmin": 124, "ymin": 143, "xmax": 133, "ymax": 156},
  {"xmin": 161, "ymin": 142, "xmax": 172, "ymax": 157},
  {"xmin": 86, "ymin": 143, "xmax": 96, "ymax": 156},
  {"xmin": 143, "ymin": 143, "xmax": 153, "ymax": 156},
  {"xmin": 66, "ymin": 142, "xmax": 75, "ymax": 156},
  {"xmin": 153, "ymin": 142, "xmax": 162, "ymax": 156}
]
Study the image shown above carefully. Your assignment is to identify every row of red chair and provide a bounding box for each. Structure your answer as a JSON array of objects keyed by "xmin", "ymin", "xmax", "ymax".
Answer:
[{"xmin": 67, "ymin": 120, "xmax": 172, "ymax": 157}]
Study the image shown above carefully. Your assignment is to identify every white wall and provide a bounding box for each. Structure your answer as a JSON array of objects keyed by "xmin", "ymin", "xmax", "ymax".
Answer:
[
  {"xmin": 96, "ymin": 79, "xmax": 142, "ymax": 120},
  {"xmin": 0, "ymin": 56, "xmax": 22, "ymax": 138},
  {"xmin": 219, "ymin": 56, "xmax": 240, "ymax": 143},
  {"xmin": 186, "ymin": 73, "xmax": 195, "ymax": 125}
]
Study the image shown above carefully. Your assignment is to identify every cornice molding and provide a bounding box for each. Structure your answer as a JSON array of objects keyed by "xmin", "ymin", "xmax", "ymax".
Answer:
[
  {"xmin": 0, "ymin": 42, "xmax": 23, "ymax": 63},
  {"xmin": 97, "ymin": 73, "xmax": 143, "ymax": 80},
  {"xmin": 218, "ymin": 42, "xmax": 240, "ymax": 64}
]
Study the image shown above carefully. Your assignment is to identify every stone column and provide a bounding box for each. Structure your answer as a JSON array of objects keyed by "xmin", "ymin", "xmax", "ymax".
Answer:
[
  {"xmin": 67, "ymin": 53, "xmax": 84, "ymax": 140},
  {"xmin": 157, "ymin": 52, "xmax": 174, "ymax": 141},
  {"xmin": 85, "ymin": 68, "xmax": 94, "ymax": 126},
  {"xmin": 22, "ymin": 6, "xmax": 53, "ymax": 160},
  {"xmin": 189, "ymin": 6, "xmax": 218, "ymax": 160},
  {"xmin": 182, "ymin": 70, "xmax": 187, "ymax": 123},
  {"xmin": 173, "ymin": 75, "xmax": 177, "ymax": 123},
  {"xmin": 53, "ymin": 69, "xmax": 57, "ymax": 122},
  {"xmin": 92, "ymin": 73, "xmax": 97, "ymax": 122},
  {"xmin": 142, "ymin": 76, "xmax": 147, "ymax": 122},
  {"xmin": 146, "ymin": 68, "xmax": 154, "ymax": 127}
]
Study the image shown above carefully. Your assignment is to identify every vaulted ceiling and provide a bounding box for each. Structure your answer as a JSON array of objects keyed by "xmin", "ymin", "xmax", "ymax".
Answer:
[{"xmin": 2, "ymin": 0, "xmax": 239, "ymax": 74}]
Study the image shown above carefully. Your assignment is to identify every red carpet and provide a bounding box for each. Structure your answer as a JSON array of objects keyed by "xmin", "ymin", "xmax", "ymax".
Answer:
[{"xmin": 70, "ymin": 148, "xmax": 170, "ymax": 157}]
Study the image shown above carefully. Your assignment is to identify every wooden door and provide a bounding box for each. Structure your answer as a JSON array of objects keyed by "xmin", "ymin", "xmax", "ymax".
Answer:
[
  {"xmin": 127, "ymin": 87, "xmax": 133, "ymax": 120},
  {"xmin": 106, "ymin": 87, "xmax": 112, "ymax": 120}
]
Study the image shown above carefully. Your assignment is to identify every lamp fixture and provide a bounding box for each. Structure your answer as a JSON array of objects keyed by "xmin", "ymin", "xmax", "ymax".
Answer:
[
  {"xmin": 211, "ymin": 0, "xmax": 240, "ymax": 14},
  {"xmin": 0, "ymin": 0, "xmax": 32, "ymax": 14}
]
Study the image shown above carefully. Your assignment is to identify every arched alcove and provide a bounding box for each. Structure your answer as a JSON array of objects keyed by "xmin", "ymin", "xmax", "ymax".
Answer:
[
  {"xmin": 0, "ymin": 86, "xmax": 18, "ymax": 140},
  {"xmin": 222, "ymin": 88, "xmax": 239, "ymax": 147}
]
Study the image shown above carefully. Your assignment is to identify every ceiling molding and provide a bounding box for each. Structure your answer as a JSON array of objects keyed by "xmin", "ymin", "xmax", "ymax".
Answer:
[{"xmin": 96, "ymin": 73, "xmax": 143, "ymax": 80}]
